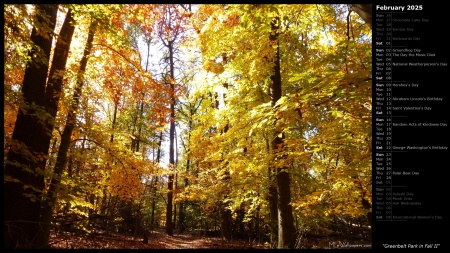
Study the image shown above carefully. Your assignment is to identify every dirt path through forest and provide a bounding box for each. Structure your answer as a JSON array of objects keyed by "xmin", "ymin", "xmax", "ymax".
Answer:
[
  {"xmin": 50, "ymin": 228, "xmax": 270, "ymax": 249},
  {"xmin": 50, "ymin": 228, "xmax": 370, "ymax": 249}
]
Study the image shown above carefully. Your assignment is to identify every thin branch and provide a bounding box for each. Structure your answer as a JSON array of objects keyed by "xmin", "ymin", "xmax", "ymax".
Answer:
[{"xmin": 92, "ymin": 43, "xmax": 142, "ymax": 71}]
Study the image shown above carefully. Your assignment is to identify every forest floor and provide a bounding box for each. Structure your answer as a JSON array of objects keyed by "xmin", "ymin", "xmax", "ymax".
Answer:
[
  {"xmin": 49, "ymin": 228, "xmax": 270, "ymax": 249},
  {"xmin": 49, "ymin": 228, "xmax": 371, "ymax": 249}
]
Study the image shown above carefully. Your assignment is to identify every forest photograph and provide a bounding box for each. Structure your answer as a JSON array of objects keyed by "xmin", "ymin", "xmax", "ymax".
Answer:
[{"xmin": 4, "ymin": 4, "xmax": 372, "ymax": 249}]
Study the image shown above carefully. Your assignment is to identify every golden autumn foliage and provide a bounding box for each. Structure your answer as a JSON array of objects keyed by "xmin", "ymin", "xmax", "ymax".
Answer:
[{"xmin": 4, "ymin": 4, "xmax": 371, "ymax": 248}]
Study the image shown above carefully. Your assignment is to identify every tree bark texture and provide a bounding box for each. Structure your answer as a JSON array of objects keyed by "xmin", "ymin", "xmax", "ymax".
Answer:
[
  {"xmin": 165, "ymin": 40, "xmax": 175, "ymax": 236},
  {"xmin": 350, "ymin": 4, "xmax": 372, "ymax": 29},
  {"xmin": 4, "ymin": 4, "xmax": 58, "ymax": 249},
  {"xmin": 269, "ymin": 16, "xmax": 296, "ymax": 249},
  {"xmin": 38, "ymin": 19, "xmax": 97, "ymax": 248}
]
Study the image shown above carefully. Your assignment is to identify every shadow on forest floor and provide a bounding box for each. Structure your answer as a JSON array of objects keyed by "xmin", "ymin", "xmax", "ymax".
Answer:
[
  {"xmin": 49, "ymin": 228, "xmax": 270, "ymax": 249},
  {"xmin": 49, "ymin": 228, "xmax": 371, "ymax": 249}
]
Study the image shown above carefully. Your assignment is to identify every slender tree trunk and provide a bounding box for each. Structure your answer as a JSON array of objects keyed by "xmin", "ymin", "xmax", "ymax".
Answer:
[
  {"xmin": 4, "ymin": 4, "xmax": 58, "ymax": 249},
  {"xmin": 269, "ymin": 16, "xmax": 296, "ymax": 249},
  {"xmin": 38, "ymin": 19, "xmax": 97, "ymax": 248},
  {"xmin": 173, "ymin": 173, "xmax": 177, "ymax": 230},
  {"xmin": 178, "ymin": 162, "xmax": 189, "ymax": 233},
  {"xmin": 150, "ymin": 177, "xmax": 158, "ymax": 229},
  {"xmin": 151, "ymin": 132, "xmax": 163, "ymax": 229},
  {"xmin": 135, "ymin": 101, "xmax": 144, "ymax": 152},
  {"xmin": 178, "ymin": 116, "xmax": 192, "ymax": 233},
  {"xmin": 104, "ymin": 77, "xmax": 119, "ymax": 234},
  {"xmin": 173, "ymin": 131, "xmax": 179, "ymax": 230},
  {"xmin": 165, "ymin": 40, "xmax": 176, "ymax": 236}
]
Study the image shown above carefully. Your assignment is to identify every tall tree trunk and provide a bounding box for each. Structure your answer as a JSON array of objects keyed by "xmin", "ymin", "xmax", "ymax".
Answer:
[
  {"xmin": 173, "ymin": 131, "xmax": 179, "ymax": 230},
  {"xmin": 269, "ymin": 16, "xmax": 296, "ymax": 249},
  {"xmin": 178, "ymin": 159, "xmax": 190, "ymax": 233},
  {"xmin": 135, "ymin": 101, "xmax": 145, "ymax": 152},
  {"xmin": 151, "ymin": 131, "xmax": 163, "ymax": 229},
  {"xmin": 38, "ymin": 11, "xmax": 77, "ymax": 240},
  {"xmin": 4, "ymin": 4, "xmax": 58, "ymax": 249},
  {"xmin": 178, "ymin": 116, "xmax": 192, "ymax": 233},
  {"xmin": 165, "ymin": 40, "xmax": 176, "ymax": 236},
  {"xmin": 41, "ymin": 6, "xmax": 75, "ymax": 149},
  {"xmin": 38, "ymin": 19, "xmax": 97, "ymax": 248},
  {"xmin": 173, "ymin": 173, "xmax": 177, "ymax": 230}
]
